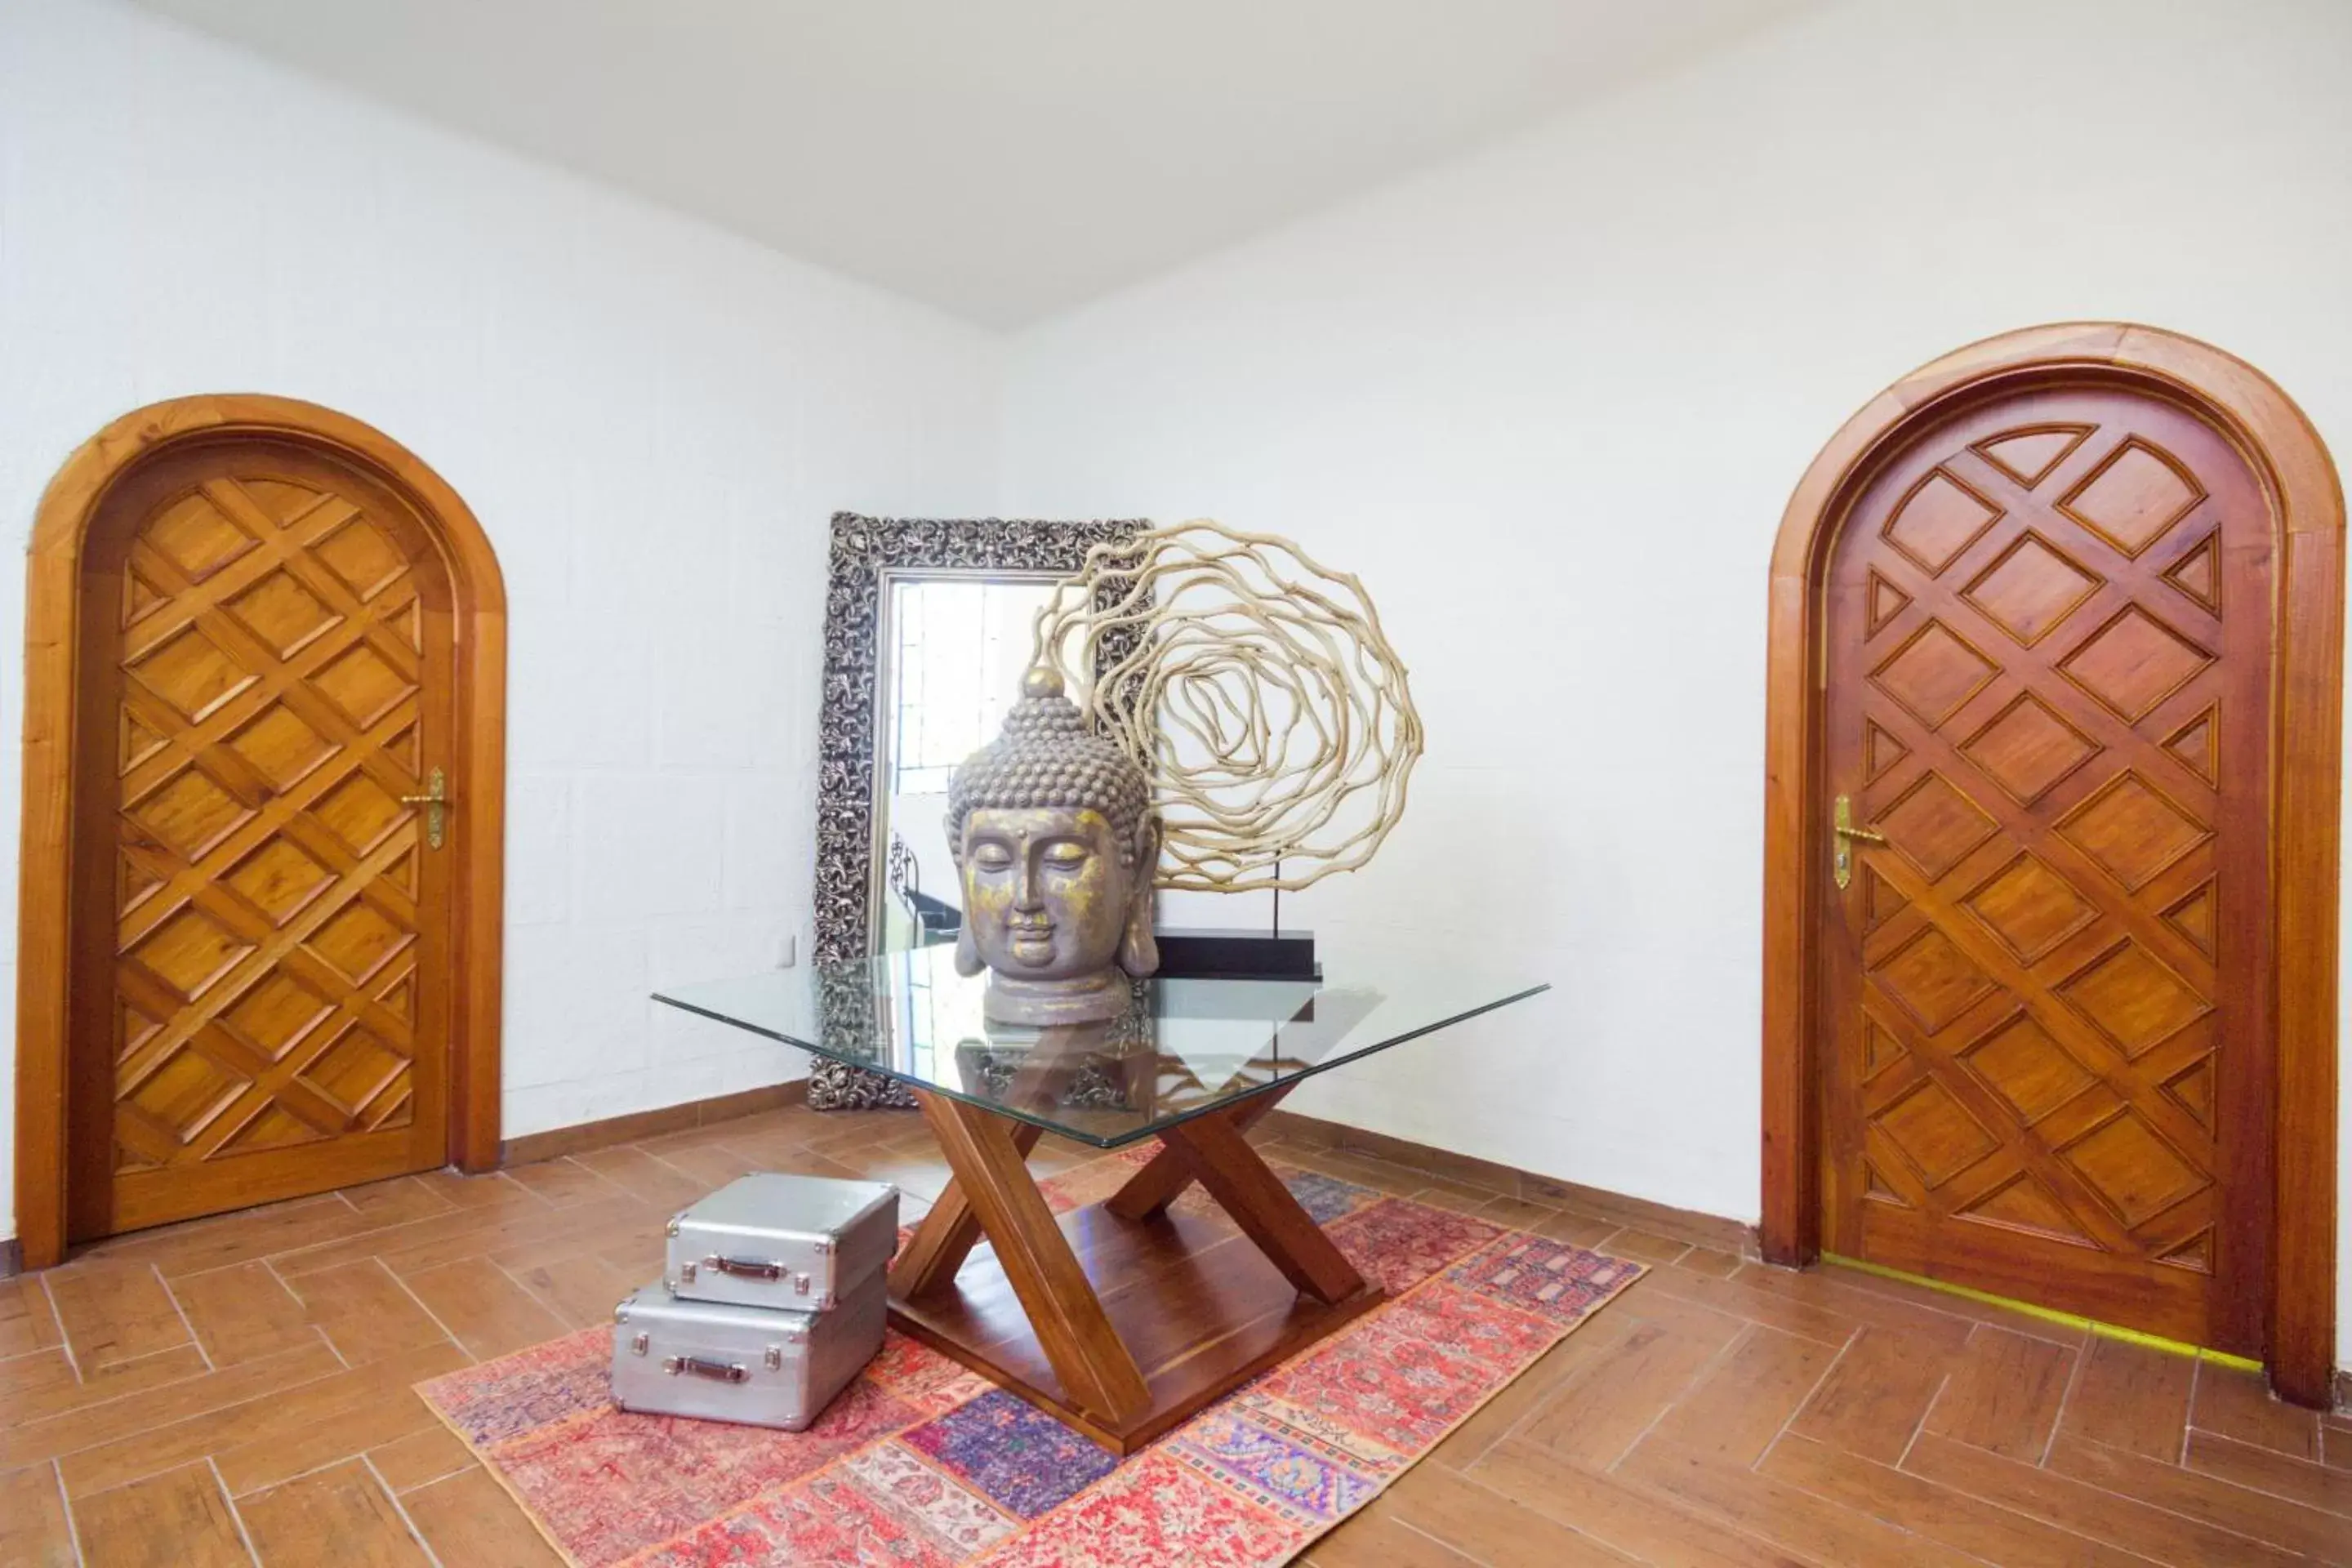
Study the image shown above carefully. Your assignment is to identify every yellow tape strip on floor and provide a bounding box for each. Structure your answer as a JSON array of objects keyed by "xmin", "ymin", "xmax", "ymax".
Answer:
[{"xmin": 1820, "ymin": 1253, "xmax": 2264, "ymax": 1372}]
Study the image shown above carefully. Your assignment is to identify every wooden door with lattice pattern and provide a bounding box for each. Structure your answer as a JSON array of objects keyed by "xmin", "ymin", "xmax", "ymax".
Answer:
[
  {"xmin": 1822, "ymin": 384, "xmax": 2274, "ymax": 1353},
  {"xmin": 68, "ymin": 436, "xmax": 456, "ymax": 1239}
]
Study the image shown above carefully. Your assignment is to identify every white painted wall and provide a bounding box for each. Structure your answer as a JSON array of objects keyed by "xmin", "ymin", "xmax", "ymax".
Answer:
[
  {"xmin": 0, "ymin": 0, "xmax": 1003, "ymax": 1240},
  {"xmin": 1000, "ymin": 0, "xmax": 2352, "ymax": 1352}
]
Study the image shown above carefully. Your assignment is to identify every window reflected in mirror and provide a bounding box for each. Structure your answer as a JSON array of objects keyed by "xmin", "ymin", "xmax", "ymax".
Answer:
[{"xmin": 875, "ymin": 574, "xmax": 1062, "ymax": 954}]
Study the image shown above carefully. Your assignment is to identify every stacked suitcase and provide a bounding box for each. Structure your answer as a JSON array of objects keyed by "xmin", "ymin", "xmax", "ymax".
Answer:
[{"xmin": 611, "ymin": 1173, "xmax": 899, "ymax": 1431}]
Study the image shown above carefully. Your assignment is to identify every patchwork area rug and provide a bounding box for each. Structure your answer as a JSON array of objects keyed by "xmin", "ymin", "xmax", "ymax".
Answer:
[{"xmin": 417, "ymin": 1149, "xmax": 1643, "ymax": 1567}]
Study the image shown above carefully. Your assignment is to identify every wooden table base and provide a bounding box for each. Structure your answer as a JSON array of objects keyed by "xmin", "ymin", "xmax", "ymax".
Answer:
[{"xmin": 887, "ymin": 1088, "xmax": 1383, "ymax": 1454}]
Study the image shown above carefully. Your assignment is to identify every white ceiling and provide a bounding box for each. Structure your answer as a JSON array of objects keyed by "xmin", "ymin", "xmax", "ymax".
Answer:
[{"xmin": 133, "ymin": 0, "xmax": 1817, "ymax": 327}]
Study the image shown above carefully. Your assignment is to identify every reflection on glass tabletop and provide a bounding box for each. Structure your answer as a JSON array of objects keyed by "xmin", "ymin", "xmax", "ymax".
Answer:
[{"xmin": 654, "ymin": 946, "xmax": 1549, "ymax": 1147}]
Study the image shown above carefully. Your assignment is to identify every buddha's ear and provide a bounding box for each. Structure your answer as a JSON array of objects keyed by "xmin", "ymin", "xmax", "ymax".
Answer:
[
  {"xmin": 1119, "ymin": 817, "xmax": 1162, "ymax": 976},
  {"xmin": 954, "ymin": 920, "xmax": 982, "ymax": 976}
]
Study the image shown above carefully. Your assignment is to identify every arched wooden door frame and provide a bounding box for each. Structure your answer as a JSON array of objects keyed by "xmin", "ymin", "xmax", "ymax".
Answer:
[
  {"xmin": 14, "ymin": 394, "xmax": 507, "ymax": 1271},
  {"xmin": 1759, "ymin": 323, "xmax": 2344, "ymax": 1405}
]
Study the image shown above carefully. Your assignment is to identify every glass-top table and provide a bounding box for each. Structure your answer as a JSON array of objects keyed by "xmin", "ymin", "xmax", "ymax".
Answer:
[
  {"xmin": 654, "ymin": 947, "xmax": 1549, "ymax": 1453},
  {"xmin": 653, "ymin": 945, "xmax": 1549, "ymax": 1149}
]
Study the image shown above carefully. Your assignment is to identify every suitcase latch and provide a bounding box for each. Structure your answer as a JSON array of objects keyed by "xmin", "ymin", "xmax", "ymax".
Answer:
[
  {"xmin": 706, "ymin": 1254, "xmax": 785, "ymax": 1282},
  {"xmin": 677, "ymin": 1261, "xmax": 697, "ymax": 1285},
  {"xmin": 764, "ymin": 1346, "xmax": 783, "ymax": 1371},
  {"xmin": 630, "ymin": 1332, "xmax": 648, "ymax": 1356},
  {"xmin": 662, "ymin": 1356, "xmax": 748, "ymax": 1383},
  {"xmin": 794, "ymin": 1272, "xmax": 811, "ymax": 1296}
]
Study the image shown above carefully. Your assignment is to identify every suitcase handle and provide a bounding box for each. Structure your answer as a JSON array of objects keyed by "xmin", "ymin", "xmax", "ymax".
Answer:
[
  {"xmin": 705, "ymin": 1254, "xmax": 785, "ymax": 1282},
  {"xmin": 662, "ymin": 1355, "xmax": 748, "ymax": 1383}
]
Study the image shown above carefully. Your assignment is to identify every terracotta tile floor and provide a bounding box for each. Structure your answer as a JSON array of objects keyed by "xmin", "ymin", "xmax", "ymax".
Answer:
[{"xmin": 2, "ymin": 1102, "xmax": 2341, "ymax": 1566}]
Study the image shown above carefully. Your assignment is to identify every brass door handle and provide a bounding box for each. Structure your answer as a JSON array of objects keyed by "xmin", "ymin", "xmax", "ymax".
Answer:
[
  {"xmin": 399, "ymin": 767, "xmax": 448, "ymax": 851},
  {"xmin": 1832, "ymin": 795, "xmax": 1881, "ymax": 889}
]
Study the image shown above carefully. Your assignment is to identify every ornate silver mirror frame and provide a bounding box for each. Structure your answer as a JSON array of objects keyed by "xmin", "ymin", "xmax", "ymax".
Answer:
[{"xmin": 809, "ymin": 513, "xmax": 1147, "ymax": 1109}]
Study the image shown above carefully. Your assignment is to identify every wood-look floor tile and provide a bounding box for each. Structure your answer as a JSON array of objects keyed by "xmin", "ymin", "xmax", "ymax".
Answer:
[
  {"xmin": 2325, "ymin": 1416, "xmax": 2352, "ymax": 1474},
  {"xmin": 238, "ymin": 1459, "xmax": 430, "ymax": 1565},
  {"xmin": 499, "ymin": 1248, "xmax": 645, "ymax": 1331},
  {"xmin": 2186, "ymin": 1428, "xmax": 2352, "ymax": 1518},
  {"xmin": 100, "ymin": 1194, "xmax": 373, "ymax": 1281},
  {"xmin": 71, "ymin": 1459, "xmax": 251, "ymax": 1568},
  {"xmin": 635, "ymin": 1139, "xmax": 764, "ymax": 1191},
  {"xmin": 1673, "ymin": 1246, "xmax": 1746, "ymax": 1280},
  {"xmin": 0, "ymin": 1339, "xmax": 345, "ymax": 1472},
  {"xmin": 1759, "ymin": 1432, "xmax": 2149, "ymax": 1568},
  {"xmin": 1381, "ymin": 1462, "xmax": 1643, "ymax": 1566},
  {"xmin": 1312, "ymin": 1503, "xmax": 1483, "ymax": 1567},
  {"xmin": 2190, "ymin": 1356, "xmax": 2321, "ymax": 1460},
  {"xmin": 1516, "ymin": 1312, "xmax": 1739, "ymax": 1469},
  {"xmin": 2055, "ymin": 1334, "xmax": 2194, "ymax": 1462},
  {"xmin": 2044, "ymin": 1432, "xmax": 2352, "ymax": 1561},
  {"xmin": 58, "ymin": 1342, "xmax": 466, "ymax": 1498},
  {"xmin": 504, "ymin": 1156, "xmax": 625, "ymax": 1207},
  {"xmin": 368, "ymin": 1426, "xmax": 474, "ymax": 1493},
  {"xmin": 570, "ymin": 1145, "xmax": 709, "ymax": 1209},
  {"xmin": 1722, "ymin": 1263, "xmax": 1987, "ymax": 1350},
  {"xmin": 0, "ymin": 1461, "xmax": 78, "ymax": 1567},
  {"xmin": 213, "ymin": 1379, "xmax": 447, "ymax": 1497},
  {"xmin": 2, "ymin": 1342, "xmax": 213, "ymax": 1424},
  {"xmin": 1786, "ymin": 1326, "xmax": 1949, "ymax": 1464},
  {"xmin": 1647, "ymin": 1325, "xmax": 1839, "ymax": 1465},
  {"xmin": 1529, "ymin": 1207, "xmax": 1624, "ymax": 1249},
  {"xmin": 338, "ymin": 1175, "xmax": 462, "ymax": 1227},
  {"xmin": 1634, "ymin": 1267, "xmax": 1864, "ymax": 1348},
  {"xmin": 404, "ymin": 1463, "xmax": 566, "ymax": 1566},
  {"xmin": 1619, "ymin": 1437, "xmax": 1985, "ymax": 1567},
  {"xmin": 289, "ymin": 1259, "xmax": 452, "ymax": 1365},
  {"xmin": 1904, "ymin": 1431, "xmax": 2308, "ymax": 1568},
  {"xmin": 170, "ymin": 1263, "xmax": 311, "ymax": 1368},
  {"xmin": 1920, "ymin": 1324, "xmax": 2074, "ymax": 1460},
  {"xmin": 1, "ymin": 1274, "xmax": 66, "ymax": 1358},
  {"xmin": 1472, "ymin": 1440, "xmax": 1810, "ymax": 1568},
  {"xmin": 282, "ymin": 1192, "xmax": 644, "ymax": 1283},
  {"xmin": 1600, "ymin": 1227, "xmax": 1691, "ymax": 1264},
  {"xmin": 47, "ymin": 1258, "xmax": 192, "ymax": 1375},
  {"xmin": 399, "ymin": 1261, "xmax": 567, "ymax": 1360},
  {"xmin": 407, "ymin": 1169, "xmax": 550, "ymax": 1214}
]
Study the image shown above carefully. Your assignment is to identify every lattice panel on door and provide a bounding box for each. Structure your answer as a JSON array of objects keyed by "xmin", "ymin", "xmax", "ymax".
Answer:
[
  {"xmin": 1843, "ymin": 411, "xmax": 2241, "ymax": 1281},
  {"xmin": 110, "ymin": 475, "xmax": 429, "ymax": 1172}
]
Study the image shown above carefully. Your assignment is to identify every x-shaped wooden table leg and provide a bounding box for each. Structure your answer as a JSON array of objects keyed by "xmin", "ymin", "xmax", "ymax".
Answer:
[{"xmin": 889, "ymin": 1083, "xmax": 1370, "ymax": 1434}]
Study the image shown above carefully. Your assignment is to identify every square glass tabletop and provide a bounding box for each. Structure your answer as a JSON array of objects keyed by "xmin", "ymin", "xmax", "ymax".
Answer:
[{"xmin": 654, "ymin": 946, "xmax": 1548, "ymax": 1147}]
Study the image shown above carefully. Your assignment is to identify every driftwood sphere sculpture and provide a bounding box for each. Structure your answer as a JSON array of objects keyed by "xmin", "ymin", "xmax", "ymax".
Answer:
[{"xmin": 1031, "ymin": 519, "xmax": 1422, "ymax": 894}]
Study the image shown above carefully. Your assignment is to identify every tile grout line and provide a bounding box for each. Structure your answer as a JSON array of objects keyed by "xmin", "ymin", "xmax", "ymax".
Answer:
[
  {"xmin": 376, "ymin": 1259, "xmax": 472, "ymax": 1359},
  {"xmin": 207, "ymin": 1455, "xmax": 265, "ymax": 1567},
  {"xmin": 1388, "ymin": 1512, "xmax": 1490, "ymax": 1566},
  {"xmin": 156, "ymin": 1263, "xmax": 216, "ymax": 1373},
  {"xmin": 39, "ymin": 1272, "xmax": 84, "ymax": 1381},
  {"xmin": 1605, "ymin": 1319, "xmax": 1755, "ymax": 1475},
  {"xmin": 2180, "ymin": 1357, "xmax": 2201, "ymax": 1466},
  {"xmin": 1895, "ymin": 1321, "xmax": 1971, "ymax": 1472},
  {"xmin": 488, "ymin": 1254, "xmax": 578, "ymax": 1333},
  {"xmin": 367, "ymin": 1453, "xmax": 449, "ymax": 1568},
  {"xmin": 1753, "ymin": 1325, "xmax": 1861, "ymax": 1474},
  {"xmin": 51, "ymin": 1459, "xmax": 87, "ymax": 1568},
  {"xmin": 2036, "ymin": 1332, "xmax": 2092, "ymax": 1468}
]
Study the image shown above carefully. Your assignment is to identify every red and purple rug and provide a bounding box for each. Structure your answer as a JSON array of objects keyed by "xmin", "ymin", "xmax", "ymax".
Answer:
[{"xmin": 416, "ymin": 1150, "xmax": 1642, "ymax": 1566}]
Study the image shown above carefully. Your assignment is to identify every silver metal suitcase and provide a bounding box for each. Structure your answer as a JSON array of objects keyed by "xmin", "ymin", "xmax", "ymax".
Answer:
[
  {"xmin": 610, "ymin": 1267, "xmax": 886, "ymax": 1430},
  {"xmin": 662, "ymin": 1173, "xmax": 898, "ymax": 1311}
]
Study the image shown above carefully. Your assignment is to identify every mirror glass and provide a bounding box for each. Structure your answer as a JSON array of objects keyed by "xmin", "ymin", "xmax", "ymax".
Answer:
[{"xmin": 871, "ymin": 572, "xmax": 1065, "ymax": 954}]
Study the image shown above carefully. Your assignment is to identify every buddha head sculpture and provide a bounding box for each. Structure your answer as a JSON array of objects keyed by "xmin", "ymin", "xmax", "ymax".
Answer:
[{"xmin": 947, "ymin": 667, "xmax": 1160, "ymax": 1024}]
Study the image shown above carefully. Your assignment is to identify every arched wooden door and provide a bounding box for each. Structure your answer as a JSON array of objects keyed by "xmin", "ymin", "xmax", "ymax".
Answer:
[
  {"xmin": 16, "ymin": 396, "xmax": 506, "ymax": 1264},
  {"xmin": 1761, "ymin": 325, "xmax": 2342, "ymax": 1404}
]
